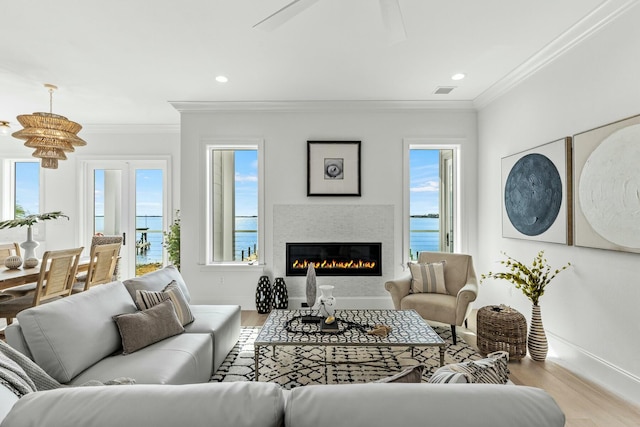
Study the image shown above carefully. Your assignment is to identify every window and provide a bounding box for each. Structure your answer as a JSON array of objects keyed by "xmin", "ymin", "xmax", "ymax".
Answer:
[
  {"xmin": 405, "ymin": 142, "xmax": 458, "ymax": 261},
  {"xmin": 206, "ymin": 140, "xmax": 263, "ymax": 264},
  {"xmin": 8, "ymin": 161, "xmax": 40, "ymax": 219}
]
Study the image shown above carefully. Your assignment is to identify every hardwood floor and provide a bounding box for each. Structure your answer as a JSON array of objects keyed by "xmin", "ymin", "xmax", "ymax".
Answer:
[{"xmin": 241, "ymin": 310, "xmax": 640, "ymax": 427}]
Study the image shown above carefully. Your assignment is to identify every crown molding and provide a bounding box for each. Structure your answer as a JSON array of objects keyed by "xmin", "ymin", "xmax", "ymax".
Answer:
[
  {"xmin": 170, "ymin": 100, "xmax": 476, "ymax": 113},
  {"xmin": 474, "ymin": 0, "xmax": 640, "ymax": 109},
  {"xmin": 80, "ymin": 124, "xmax": 180, "ymax": 134}
]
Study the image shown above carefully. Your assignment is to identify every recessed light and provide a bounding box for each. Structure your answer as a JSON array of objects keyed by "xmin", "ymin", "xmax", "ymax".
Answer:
[
  {"xmin": 215, "ymin": 75, "xmax": 229, "ymax": 83},
  {"xmin": 451, "ymin": 73, "xmax": 466, "ymax": 81}
]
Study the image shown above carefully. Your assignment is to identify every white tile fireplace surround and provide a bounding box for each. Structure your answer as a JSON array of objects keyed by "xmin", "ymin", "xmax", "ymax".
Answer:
[{"xmin": 273, "ymin": 204, "xmax": 394, "ymax": 309}]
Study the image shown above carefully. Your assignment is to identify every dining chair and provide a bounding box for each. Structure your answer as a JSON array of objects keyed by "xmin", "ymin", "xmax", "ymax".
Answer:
[
  {"xmin": 0, "ymin": 247, "xmax": 83, "ymax": 326},
  {"xmin": 0, "ymin": 242, "xmax": 21, "ymax": 265},
  {"xmin": 76, "ymin": 235, "xmax": 124, "ymax": 282},
  {"xmin": 72, "ymin": 242, "xmax": 121, "ymax": 293}
]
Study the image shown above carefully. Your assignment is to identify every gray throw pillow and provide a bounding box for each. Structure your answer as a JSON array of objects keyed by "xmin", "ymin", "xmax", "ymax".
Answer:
[
  {"xmin": 375, "ymin": 364, "xmax": 424, "ymax": 383},
  {"xmin": 113, "ymin": 299, "xmax": 184, "ymax": 354}
]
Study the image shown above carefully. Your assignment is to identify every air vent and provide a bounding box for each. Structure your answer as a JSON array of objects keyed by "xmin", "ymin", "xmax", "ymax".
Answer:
[{"xmin": 434, "ymin": 86, "xmax": 456, "ymax": 95}]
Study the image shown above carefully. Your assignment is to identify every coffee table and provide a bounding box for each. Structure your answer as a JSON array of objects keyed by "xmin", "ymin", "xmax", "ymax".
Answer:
[{"xmin": 253, "ymin": 309, "xmax": 446, "ymax": 381}]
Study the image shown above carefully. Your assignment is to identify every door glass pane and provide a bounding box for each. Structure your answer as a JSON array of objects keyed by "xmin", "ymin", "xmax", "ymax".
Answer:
[
  {"xmin": 409, "ymin": 148, "xmax": 455, "ymax": 258},
  {"xmin": 135, "ymin": 169, "xmax": 163, "ymax": 276},
  {"xmin": 94, "ymin": 169, "xmax": 122, "ymax": 235},
  {"xmin": 409, "ymin": 149, "xmax": 440, "ymax": 260}
]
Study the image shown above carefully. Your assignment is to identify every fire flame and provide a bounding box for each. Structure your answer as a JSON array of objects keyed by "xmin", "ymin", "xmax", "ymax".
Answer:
[{"xmin": 292, "ymin": 259, "xmax": 377, "ymax": 270}]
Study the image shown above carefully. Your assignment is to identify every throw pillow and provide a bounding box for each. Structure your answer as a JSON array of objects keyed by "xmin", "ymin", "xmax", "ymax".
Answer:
[
  {"xmin": 408, "ymin": 261, "xmax": 447, "ymax": 294},
  {"xmin": 375, "ymin": 364, "xmax": 424, "ymax": 383},
  {"xmin": 135, "ymin": 280, "xmax": 195, "ymax": 326},
  {"xmin": 113, "ymin": 299, "xmax": 184, "ymax": 354},
  {"xmin": 428, "ymin": 351, "xmax": 510, "ymax": 384}
]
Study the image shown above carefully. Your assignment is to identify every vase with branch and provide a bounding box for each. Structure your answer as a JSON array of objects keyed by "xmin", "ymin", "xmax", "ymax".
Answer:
[
  {"xmin": 481, "ymin": 250, "xmax": 571, "ymax": 361},
  {"xmin": 0, "ymin": 211, "xmax": 69, "ymax": 260}
]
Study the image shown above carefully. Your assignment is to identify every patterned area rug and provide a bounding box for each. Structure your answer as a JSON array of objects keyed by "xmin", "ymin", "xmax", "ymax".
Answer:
[{"xmin": 211, "ymin": 326, "xmax": 483, "ymax": 389}]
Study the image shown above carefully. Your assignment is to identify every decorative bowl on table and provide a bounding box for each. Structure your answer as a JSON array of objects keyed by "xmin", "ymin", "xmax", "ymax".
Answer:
[
  {"xmin": 4, "ymin": 255, "xmax": 23, "ymax": 269},
  {"xmin": 23, "ymin": 258, "xmax": 39, "ymax": 269}
]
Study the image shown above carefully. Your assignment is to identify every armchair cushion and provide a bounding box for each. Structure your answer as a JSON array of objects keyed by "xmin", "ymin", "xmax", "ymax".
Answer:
[{"xmin": 408, "ymin": 261, "xmax": 447, "ymax": 294}]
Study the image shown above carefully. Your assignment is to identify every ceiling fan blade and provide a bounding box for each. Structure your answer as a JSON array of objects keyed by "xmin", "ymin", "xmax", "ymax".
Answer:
[
  {"xmin": 253, "ymin": 0, "xmax": 321, "ymax": 31},
  {"xmin": 379, "ymin": 0, "xmax": 407, "ymax": 43}
]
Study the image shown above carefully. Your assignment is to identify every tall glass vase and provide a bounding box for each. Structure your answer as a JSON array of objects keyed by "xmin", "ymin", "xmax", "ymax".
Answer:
[
  {"xmin": 20, "ymin": 226, "xmax": 40, "ymax": 260},
  {"xmin": 528, "ymin": 304, "xmax": 548, "ymax": 361}
]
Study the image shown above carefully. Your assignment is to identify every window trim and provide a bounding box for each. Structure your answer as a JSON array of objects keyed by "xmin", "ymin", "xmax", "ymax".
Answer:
[
  {"xmin": 403, "ymin": 138, "xmax": 462, "ymax": 266},
  {"xmin": 202, "ymin": 138, "xmax": 264, "ymax": 267},
  {"xmin": 1, "ymin": 159, "xmax": 41, "ymax": 221}
]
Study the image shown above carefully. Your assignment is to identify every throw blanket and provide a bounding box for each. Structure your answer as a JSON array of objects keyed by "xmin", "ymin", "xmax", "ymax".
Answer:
[{"xmin": 0, "ymin": 340, "xmax": 134, "ymax": 398}]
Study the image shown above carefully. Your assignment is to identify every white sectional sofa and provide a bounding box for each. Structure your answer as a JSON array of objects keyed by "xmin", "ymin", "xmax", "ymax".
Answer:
[
  {"xmin": 0, "ymin": 380, "xmax": 565, "ymax": 427},
  {"xmin": 0, "ymin": 266, "xmax": 566, "ymax": 427},
  {"xmin": 4, "ymin": 266, "xmax": 240, "ymax": 385}
]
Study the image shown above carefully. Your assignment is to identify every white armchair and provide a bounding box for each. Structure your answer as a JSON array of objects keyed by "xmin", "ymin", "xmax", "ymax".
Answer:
[{"xmin": 385, "ymin": 252, "xmax": 478, "ymax": 344}]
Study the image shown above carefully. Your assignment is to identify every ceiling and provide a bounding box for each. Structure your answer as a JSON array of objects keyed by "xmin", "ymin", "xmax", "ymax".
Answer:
[{"xmin": 0, "ymin": 0, "xmax": 619, "ymax": 128}]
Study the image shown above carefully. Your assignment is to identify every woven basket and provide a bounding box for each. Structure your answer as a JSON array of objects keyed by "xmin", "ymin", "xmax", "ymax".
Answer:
[{"xmin": 477, "ymin": 305, "xmax": 527, "ymax": 360}]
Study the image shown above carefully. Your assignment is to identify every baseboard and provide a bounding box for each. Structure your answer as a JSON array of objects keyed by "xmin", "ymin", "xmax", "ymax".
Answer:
[{"xmin": 547, "ymin": 331, "xmax": 640, "ymax": 407}]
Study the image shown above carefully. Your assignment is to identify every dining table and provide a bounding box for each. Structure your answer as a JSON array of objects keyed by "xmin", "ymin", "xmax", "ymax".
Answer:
[{"xmin": 0, "ymin": 257, "xmax": 90, "ymax": 291}]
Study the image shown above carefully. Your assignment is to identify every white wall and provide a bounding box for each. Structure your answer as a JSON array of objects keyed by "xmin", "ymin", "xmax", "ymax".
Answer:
[
  {"xmin": 178, "ymin": 105, "xmax": 478, "ymax": 310},
  {"xmin": 0, "ymin": 126, "xmax": 180, "ymax": 257},
  {"xmin": 477, "ymin": 5, "xmax": 640, "ymax": 405}
]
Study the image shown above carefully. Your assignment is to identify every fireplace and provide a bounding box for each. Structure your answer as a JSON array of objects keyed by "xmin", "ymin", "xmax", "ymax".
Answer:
[{"xmin": 286, "ymin": 242, "xmax": 382, "ymax": 276}]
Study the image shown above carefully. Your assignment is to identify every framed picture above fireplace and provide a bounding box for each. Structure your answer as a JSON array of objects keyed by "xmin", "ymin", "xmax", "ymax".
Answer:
[{"xmin": 307, "ymin": 141, "xmax": 361, "ymax": 196}]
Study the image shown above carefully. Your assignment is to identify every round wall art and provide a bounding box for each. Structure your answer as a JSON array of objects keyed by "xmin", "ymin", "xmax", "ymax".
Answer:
[
  {"xmin": 504, "ymin": 153, "xmax": 562, "ymax": 236},
  {"xmin": 579, "ymin": 124, "xmax": 640, "ymax": 248}
]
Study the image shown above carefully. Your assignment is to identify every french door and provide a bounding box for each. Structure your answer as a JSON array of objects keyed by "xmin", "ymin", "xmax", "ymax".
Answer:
[{"xmin": 81, "ymin": 159, "xmax": 169, "ymax": 278}]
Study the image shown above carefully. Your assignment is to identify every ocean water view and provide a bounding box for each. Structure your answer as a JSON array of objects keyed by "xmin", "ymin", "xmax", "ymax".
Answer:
[
  {"xmin": 410, "ymin": 216, "xmax": 440, "ymax": 259},
  {"xmin": 95, "ymin": 216, "xmax": 259, "ymax": 264},
  {"xmin": 96, "ymin": 215, "xmax": 439, "ymax": 264}
]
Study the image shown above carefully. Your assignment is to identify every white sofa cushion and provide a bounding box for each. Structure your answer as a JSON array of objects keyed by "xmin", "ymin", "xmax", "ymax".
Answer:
[
  {"xmin": 15, "ymin": 281, "xmax": 138, "ymax": 383},
  {"xmin": 284, "ymin": 383, "xmax": 565, "ymax": 427},
  {"xmin": 186, "ymin": 305, "xmax": 241, "ymax": 373},
  {"xmin": 68, "ymin": 333, "xmax": 213, "ymax": 385},
  {"xmin": 2, "ymin": 382, "xmax": 285, "ymax": 427},
  {"xmin": 123, "ymin": 265, "xmax": 191, "ymax": 303}
]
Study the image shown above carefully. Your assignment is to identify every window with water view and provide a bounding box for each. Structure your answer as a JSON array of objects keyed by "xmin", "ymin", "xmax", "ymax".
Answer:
[
  {"xmin": 409, "ymin": 148, "xmax": 455, "ymax": 259},
  {"xmin": 209, "ymin": 146, "xmax": 259, "ymax": 263}
]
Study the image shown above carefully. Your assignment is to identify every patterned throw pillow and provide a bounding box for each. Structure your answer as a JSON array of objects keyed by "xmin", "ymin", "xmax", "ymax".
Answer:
[
  {"xmin": 135, "ymin": 280, "xmax": 195, "ymax": 326},
  {"xmin": 428, "ymin": 351, "xmax": 510, "ymax": 384},
  {"xmin": 408, "ymin": 261, "xmax": 447, "ymax": 294}
]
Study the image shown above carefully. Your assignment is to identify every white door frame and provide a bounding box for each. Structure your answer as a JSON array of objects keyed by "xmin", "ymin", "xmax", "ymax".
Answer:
[{"xmin": 78, "ymin": 156, "xmax": 171, "ymax": 278}]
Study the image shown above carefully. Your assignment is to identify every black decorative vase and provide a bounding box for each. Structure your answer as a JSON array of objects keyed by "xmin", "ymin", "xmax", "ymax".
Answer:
[
  {"xmin": 255, "ymin": 275, "xmax": 272, "ymax": 314},
  {"xmin": 272, "ymin": 277, "xmax": 289, "ymax": 309}
]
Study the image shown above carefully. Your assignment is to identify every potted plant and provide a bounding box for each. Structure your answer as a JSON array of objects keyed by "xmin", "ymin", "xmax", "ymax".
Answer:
[
  {"xmin": 0, "ymin": 211, "xmax": 69, "ymax": 260},
  {"xmin": 481, "ymin": 250, "xmax": 571, "ymax": 361},
  {"xmin": 163, "ymin": 210, "xmax": 180, "ymax": 271}
]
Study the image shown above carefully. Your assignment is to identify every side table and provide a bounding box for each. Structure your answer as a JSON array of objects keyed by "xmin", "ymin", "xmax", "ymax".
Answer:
[{"xmin": 476, "ymin": 305, "xmax": 527, "ymax": 361}]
